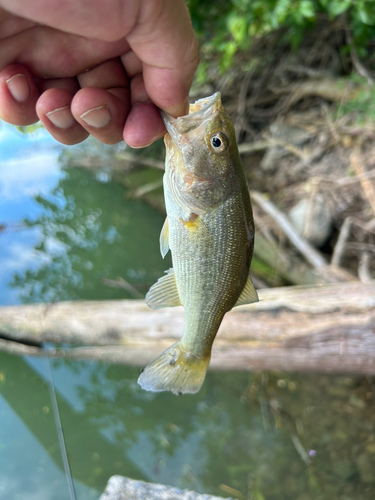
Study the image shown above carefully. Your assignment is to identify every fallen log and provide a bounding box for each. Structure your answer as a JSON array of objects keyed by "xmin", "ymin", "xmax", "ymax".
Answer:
[{"xmin": 0, "ymin": 281, "xmax": 374, "ymax": 374}]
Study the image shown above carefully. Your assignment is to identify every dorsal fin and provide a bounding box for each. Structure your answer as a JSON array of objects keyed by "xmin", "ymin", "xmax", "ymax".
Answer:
[
  {"xmin": 160, "ymin": 217, "xmax": 169, "ymax": 258},
  {"xmin": 146, "ymin": 268, "xmax": 182, "ymax": 310},
  {"xmin": 234, "ymin": 274, "xmax": 259, "ymax": 307}
]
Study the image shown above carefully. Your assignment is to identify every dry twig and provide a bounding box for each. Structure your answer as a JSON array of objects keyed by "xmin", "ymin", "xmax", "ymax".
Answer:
[
  {"xmin": 265, "ymin": 136, "xmax": 308, "ymax": 160},
  {"xmin": 250, "ymin": 190, "xmax": 327, "ymax": 269},
  {"xmin": 316, "ymin": 168, "xmax": 375, "ymax": 187},
  {"xmin": 331, "ymin": 217, "xmax": 352, "ymax": 267},
  {"xmin": 347, "ymin": 243, "xmax": 375, "ymax": 253},
  {"xmin": 235, "ymin": 69, "xmax": 256, "ymax": 141},
  {"xmin": 346, "ymin": 29, "xmax": 374, "ymax": 86},
  {"xmin": 101, "ymin": 277, "xmax": 144, "ymax": 299},
  {"xmin": 270, "ymin": 79, "xmax": 356, "ymax": 109},
  {"xmin": 117, "ymin": 152, "xmax": 165, "ymax": 171},
  {"xmin": 350, "ymin": 151, "xmax": 375, "ymax": 215},
  {"xmin": 358, "ymin": 252, "xmax": 373, "ymax": 283},
  {"xmin": 238, "ymin": 141, "xmax": 270, "ymax": 154},
  {"xmin": 131, "ymin": 179, "xmax": 163, "ymax": 197}
]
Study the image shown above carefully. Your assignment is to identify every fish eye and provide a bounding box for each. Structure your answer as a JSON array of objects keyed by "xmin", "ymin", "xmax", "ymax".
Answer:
[{"xmin": 210, "ymin": 133, "xmax": 228, "ymax": 153}]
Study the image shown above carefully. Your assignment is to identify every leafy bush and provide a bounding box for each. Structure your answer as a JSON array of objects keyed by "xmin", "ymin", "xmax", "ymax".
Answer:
[{"xmin": 188, "ymin": 0, "xmax": 375, "ymax": 72}]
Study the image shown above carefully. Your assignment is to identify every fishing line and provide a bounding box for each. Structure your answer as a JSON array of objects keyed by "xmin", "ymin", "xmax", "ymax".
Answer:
[{"xmin": 44, "ymin": 345, "xmax": 77, "ymax": 500}]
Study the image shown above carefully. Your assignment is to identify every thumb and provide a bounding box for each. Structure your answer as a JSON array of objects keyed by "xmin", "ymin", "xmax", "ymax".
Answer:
[{"xmin": 127, "ymin": 0, "xmax": 199, "ymax": 117}]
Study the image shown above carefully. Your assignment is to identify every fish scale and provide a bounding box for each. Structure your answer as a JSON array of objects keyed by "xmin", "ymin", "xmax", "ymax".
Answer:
[{"xmin": 138, "ymin": 93, "xmax": 258, "ymax": 395}]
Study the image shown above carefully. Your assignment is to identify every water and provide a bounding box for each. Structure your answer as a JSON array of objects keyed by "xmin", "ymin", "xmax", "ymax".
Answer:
[
  {"xmin": 0, "ymin": 123, "xmax": 375, "ymax": 500},
  {"xmin": 1, "ymin": 354, "xmax": 375, "ymax": 500}
]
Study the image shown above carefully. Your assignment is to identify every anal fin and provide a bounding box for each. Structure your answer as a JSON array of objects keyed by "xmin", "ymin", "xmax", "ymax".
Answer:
[
  {"xmin": 234, "ymin": 274, "xmax": 259, "ymax": 307},
  {"xmin": 146, "ymin": 268, "xmax": 182, "ymax": 310}
]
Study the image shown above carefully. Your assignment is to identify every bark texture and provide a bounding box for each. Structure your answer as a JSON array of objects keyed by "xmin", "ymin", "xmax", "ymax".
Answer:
[{"xmin": 0, "ymin": 281, "xmax": 374, "ymax": 374}]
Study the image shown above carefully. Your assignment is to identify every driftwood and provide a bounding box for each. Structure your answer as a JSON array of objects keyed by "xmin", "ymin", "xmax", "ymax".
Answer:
[
  {"xmin": 251, "ymin": 191, "xmax": 357, "ymax": 284},
  {"xmin": 0, "ymin": 281, "xmax": 374, "ymax": 374},
  {"xmin": 100, "ymin": 476, "xmax": 230, "ymax": 500}
]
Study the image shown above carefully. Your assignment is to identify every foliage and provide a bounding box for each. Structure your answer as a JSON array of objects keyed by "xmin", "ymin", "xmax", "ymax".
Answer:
[
  {"xmin": 336, "ymin": 74, "xmax": 375, "ymax": 123},
  {"xmin": 188, "ymin": 0, "xmax": 375, "ymax": 73},
  {"xmin": 15, "ymin": 123, "xmax": 44, "ymax": 134}
]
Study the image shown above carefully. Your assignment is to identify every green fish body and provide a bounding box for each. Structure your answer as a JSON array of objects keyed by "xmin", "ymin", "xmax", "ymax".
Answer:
[{"xmin": 138, "ymin": 93, "xmax": 258, "ymax": 395}]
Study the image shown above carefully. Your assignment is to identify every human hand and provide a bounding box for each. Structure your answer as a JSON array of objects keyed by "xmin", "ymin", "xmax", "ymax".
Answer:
[{"xmin": 0, "ymin": 0, "xmax": 199, "ymax": 147}]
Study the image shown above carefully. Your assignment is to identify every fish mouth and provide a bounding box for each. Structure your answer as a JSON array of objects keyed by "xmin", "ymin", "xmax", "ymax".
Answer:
[{"xmin": 162, "ymin": 93, "xmax": 222, "ymax": 140}]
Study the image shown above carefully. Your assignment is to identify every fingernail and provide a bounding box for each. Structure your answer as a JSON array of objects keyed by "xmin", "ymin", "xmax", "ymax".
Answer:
[
  {"xmin": 46, "ymin": 105, "xmax": 75, "ymax": 129},
  {"xmin": 6, "ymin": 74, "xmax": 29, "ymax": 102},
  {"xmin": 80, "ymin": 106, "xmax": 111, "ymax": 128}
]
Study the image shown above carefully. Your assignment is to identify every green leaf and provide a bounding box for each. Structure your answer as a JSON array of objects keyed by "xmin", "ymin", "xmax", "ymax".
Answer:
[
  {"xmin": 328, "ymin": 0, "xmax": 352, "ymax": 17},
  {"xmin": 273, "ymin": 0, "xmax": 292, "ymax": 26},
  {"xmin": 219, "ymin": 41, "xmax": 238, "ymax": 72},
  {"xmin": 228, "ymin": 13, "xmax": 247, "ymax": 44},
  {"xmin": 357, "ymin": 5, "xmax": 373, "ymax": 25},
  {"xmin": 300, "ymin": 0, "xmax": 315, "ymax": 18},
  {"xmin": 289, "ymin": 28, "xmax": 304, "ymax": 50}
]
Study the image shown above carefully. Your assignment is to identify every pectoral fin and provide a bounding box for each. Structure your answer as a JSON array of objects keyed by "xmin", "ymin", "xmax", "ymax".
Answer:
[
  {"xmin": 234, "ymin": 274, "xmax": 259, "ymax": 307},
  {"xmin": 179, "ymin": 213, "xmax": 200, "ymax": 231},
  {"xmin": 146, "ymin": 268, "xmax": 182, "ymax": 310},
  {"xmin": 160, "ymin": 217, "xmax": 169, "ymax": 258}
]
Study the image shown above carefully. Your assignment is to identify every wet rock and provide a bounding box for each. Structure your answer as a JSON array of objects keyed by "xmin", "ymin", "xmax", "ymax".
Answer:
[
  {"xmin": 100, "ymin": 476, "xmax": 232, "ymax": 500},
  {"xmin": 288, "ymin": 195, "xmax": 333, "ymax": 247}
]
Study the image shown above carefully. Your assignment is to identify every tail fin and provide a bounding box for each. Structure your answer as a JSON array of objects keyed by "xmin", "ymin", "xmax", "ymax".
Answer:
[{"xmin": 138, "ymin": 342, "xmax": 210, "ymax": 395}]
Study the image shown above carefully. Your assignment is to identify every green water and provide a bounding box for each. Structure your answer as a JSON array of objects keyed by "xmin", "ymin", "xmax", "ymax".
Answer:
[
  {"xmin": 1, "ymin": 353, "xmax": 375, "ymax": 500},
  {"xmin": 10, "ymin": 166, "xmax": 170, "ymax": 303},
  {"xmin": 0, "ymin": 126, "xmax": 375, "ymax": 499}
]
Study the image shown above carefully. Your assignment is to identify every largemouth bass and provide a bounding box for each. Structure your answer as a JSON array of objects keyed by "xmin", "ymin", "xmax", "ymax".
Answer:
[{"xmin": 138, "ymin": 93, "xmax": 258, "ymax": 395}]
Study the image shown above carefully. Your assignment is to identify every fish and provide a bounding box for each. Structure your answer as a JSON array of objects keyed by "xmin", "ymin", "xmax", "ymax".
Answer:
[{"xmin": 138, "ymin": 93, "xmax": 258, "ymax": 395}]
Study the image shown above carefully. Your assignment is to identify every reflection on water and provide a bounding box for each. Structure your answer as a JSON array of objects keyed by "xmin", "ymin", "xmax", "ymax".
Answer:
[
  {"xmin": 10, "ymin": 165, "xmax": 170, "ymax": 303},
  {"xmin": 1, "ymin": 351, "xmax": 375, "ymax": 499},
  {"xmin": 1, "ymin": 123, "xmax": 375, "ymax": 499},
  {"xmin": 0, "ymin": 124, "xmax": 62, "ymax": 305},
  {"xmin": 0, "ymin": 126, "xmax": 170, "ymax": 304}
]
